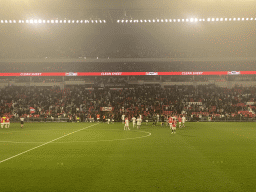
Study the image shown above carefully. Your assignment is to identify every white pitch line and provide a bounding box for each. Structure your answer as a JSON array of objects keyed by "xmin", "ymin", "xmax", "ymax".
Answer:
[
  {"xmin": 0, "ymin": 130, "xmax": 151, "ymax": 144},
  {"xmin": 0, "ymin": 123, "xmax": 98, "ymax": 164}
]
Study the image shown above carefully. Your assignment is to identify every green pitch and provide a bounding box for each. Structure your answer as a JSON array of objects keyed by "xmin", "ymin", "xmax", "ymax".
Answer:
[{"xmin": 0, "ymin": 122, "xmax": 255, "ymax": 192}]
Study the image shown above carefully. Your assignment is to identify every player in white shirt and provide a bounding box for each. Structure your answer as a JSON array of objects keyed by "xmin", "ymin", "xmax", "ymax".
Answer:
[
  {"xmin": 182, "ymin": 115, "xmax": 186, "ymax": 128},
  {"xmin": 124, "ymin": 117, "xmax": 130, "ymax": 130},
  {"xmin": 122, "ymin": 114, "xmax": 125, "ymax": 124},
  {"xmin": 132, "ymin": 116, "xmax": 137, "ymax": 128},
  {"xmin": 137, "ymin": 117, "xmax": 142, "ymax": 129},
  {"xmin": 20, "ymin": 117, "xmax": 24, "ymax": 128}
]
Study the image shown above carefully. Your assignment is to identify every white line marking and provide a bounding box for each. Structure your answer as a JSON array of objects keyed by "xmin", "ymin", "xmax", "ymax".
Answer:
[
  {"xmin": 0, "ymin": 130, "xmax": 151, "ymax": 144},
  {"xmin": 0, "ymin": 123, "xmax": 98, "ymax": 164}
]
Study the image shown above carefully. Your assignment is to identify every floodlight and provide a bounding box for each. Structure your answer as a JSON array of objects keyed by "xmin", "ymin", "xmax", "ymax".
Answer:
[
  {"xmin": 140, "ymin": 20, "xmax": 143, "ymax": 23},
  {"xmin": 182, "ymin": 19, "xmax": 184, "ymax": 22},
  {"xmin": 68, "ymin": 20, "xmax": 71, "ymax": 23},
  {"xmin": 237, "ymin": 18, "xmax": 240, "ymax": 21},
  {"xmin": 225, "ymin": 18, "xmax": 228, "ymax": 21},
  {"xmin": 148, "ymin": 20, "xmax": 151, "ymax": 22},
  {"xmin": 38, "ymin": 19, "xmax": 42, "ymax": 23},
  {"xmin": 72, "ymin": 20, "xmax": 75, "ymax": 23},
  {"xmin": 220, "ymin": 18, "xmax": 223, "ymax": 21},
  {"xmin": 19, "ymin": 20, "xmax": 21, "ymax": 23},
  {"xmin": 203, "ymin": 19, "xmax": 205, "ymax": 21},
  {"xmin": 165, "ymin": 19, "xmax": 168, "ymax": 22},
  {"xmin": 251, "ymin": 18, "xmax": 253, "ymax": 20},
  {"xmin": 9, "ymin": 20, "xmax": 12, "ymax": 23},
  {"xmin": 216, "ymin": 18, "xmax": 219, "ymax": 21},
  {"xmin": 242, "ymin": 18, "xmax": 244, "ymax": 21},
  {"xmin": 95, "ymin": 20, "xmax": 98, "ymax": 23},
  {"xmin": 177, "ymin": 19, "xmax": 180, "ymax": 22},
  {"xmin": 169, "ymin": 19, "xmax": 172, "ymax": 22},
  {"xmin": 5, "ymin": 20, "xmax": 8, "ymax": 23},
  {"xmin": 76, "ymin": 20, "xmax": 79, "ymax": 23},
  {"xmin": 190, "ymin": 18, "xmax": 194, "ymax": 22},
  {"xmin": 186, "ymin": 19, "xmax": 189, "ymax": 22},
  {"xmin": 161, "ymin": 19, "xmax": 164, "ymax": 22},
  {"xmin": 173, "ymin": 19, "xmax": 176, "ymax": 22},
  {"xmin": 30, "ymin": 19, "xmax": 33, "ymax": 23},
  {"xmin": 80, "ymin": 20, "xmax": 83, "ymax": 23},
  {"xmin": 117, "ymin": 20, "xmax": 120, "ymax": 23},
  {"xmin": 121, "ymin": 20, "xmax": 124, "ymax": 23},
  {"xmin": 195, "ymin": 18, "xmax": 198, "ymax": 22},
  {"xmin": 157, "ymin": 19, "xmax": 159, "ymax": 22},
  {"xmin": 207, "ymin": 18, "xmax": 211, "ymax": 22},
  {"xmin": 153, "ymin": 19, "xmax": 155, "ymax": 22},
  {"xmin": 99, "ymin": 20, "xmax": 102, "ymax": 23},
  {"xmin": 212, "ymin": 18, "xmax": 215, "ymax": 21},
  {"xmin": 103, "ymin": 20, "xmax": 106, "ymax": 23},
  {"xmin": 246, "ymin": 18, "xmax": 249, "ymax": 20},
  {"xmin": 13, "ymin": 20, "xmax": 16, "ymax": 23},
  {"xmin": 233, "ymin": 18, "xmax": 236, "ymax": 21},
  {"xmin": 199, "ymin": 19, "xmax": 201, "ymax": 22}
]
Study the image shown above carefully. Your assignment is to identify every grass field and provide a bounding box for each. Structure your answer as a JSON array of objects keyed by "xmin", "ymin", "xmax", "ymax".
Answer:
[{"xmin": 0, "ymin": 122, "xmax": 255, "ymax": 192}]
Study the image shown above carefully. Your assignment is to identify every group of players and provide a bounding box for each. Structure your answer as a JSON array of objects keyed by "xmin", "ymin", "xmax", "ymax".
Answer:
[
  {"xmin": 0, "ymin": 116, "xmax": 10, "ymax": 128},
  {"xmin": 122, "ymin": 114, "xmax": 186, "ymax": 134}
]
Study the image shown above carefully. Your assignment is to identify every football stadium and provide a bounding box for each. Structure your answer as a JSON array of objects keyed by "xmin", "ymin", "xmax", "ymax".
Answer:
[{"xmin": 1, "ymin": 0, "xmax": 256, "ymax": 191}]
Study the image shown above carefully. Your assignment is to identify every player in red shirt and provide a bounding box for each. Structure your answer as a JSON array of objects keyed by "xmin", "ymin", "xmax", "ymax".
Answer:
[
  {"xmin": 168, "ymin": 116, "xmax": 173, "ymax": 130},
  {"xmin": 5, "ymin": 117, "xmax": 10, "ymax": 128},
  {"xmin": 171, "ymin": 118, "xmax": 177, "ymax": 134},
  {"xmin": 178, "ymin": 116, "xmax": 182, "ymax": 128},
  {"xmin": 1, "ymin": 116, "xmax": 4, "ymax": 128}
]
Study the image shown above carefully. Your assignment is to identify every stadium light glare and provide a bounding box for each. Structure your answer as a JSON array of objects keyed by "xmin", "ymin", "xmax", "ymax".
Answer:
[
  {"xmin": 165, "ymin": 19, "xmax": 168, "ymax": 22},
  {"xmin": 103, "ymin": 20, "xmax": 106, "ymax": 23},
  {"xmin": 173, "ymin": 19, "xmax": 176, "ymax": 22},
  {"xmin": 38, "ymin": 19, "xmax": 42, "ymax": 23},
  {"xmin": 80, "ymin": 20, "xmax": 83, "ymax": 23},
  {"xmin": 203, "ymin": 19, "xmax": 205, "ymax": 21},
  {"xmin": 68, "ymin": 20, "xmax": 70, "ymax": 23},
  {"xmin": 43, "ymin": 20, "xmax": 45, "ymax": 23},
  {"xmin": 233, "ymin": 18, "xmax": 236, "ymax": 21},
  {"xmin": 237, "ymin": 18, "xmax": 240, "ymax": 21},
  {"xmin": 117, "ymin": 20, "xmax": 120, "ymax": 23},
  {"xmin": 225, "ymin": 18, "xmax": 228, "ymax": 21},
  {"xmin": 216, "ymin": 18, "xmax": 219, "ymax": 21},
  {"xmin": 5, "ymin": 20, "xmax": 8, "ymax": 23},
  {"xmin": 121, "ymin": 20, "xmax": 124, "ymax": 23},
  {"xmin": 251, "ymin": 18, "xmax": 253, "ymax": 20},
  {"xmin": 229, "ymin": 18, "xmax": 231, "ymax": 21},
  {"xmin": 13, "ymin": 20, "xmax": 16, "ymax": 23},
  {"xmin": 55, "ymin": 20, "xmax": 58, "ymax": 23},
  {"xmin": 51, "ymin": 20, "xmax": 54, "ymax": 23},
  {"xmin": 19, "ymin": 20, "xmax": 21, "ymax": 23},
  {"xmin": 30, "ymin": 19, "xmax": 33, "ymax": 24},
  {"xmin": 246, "ymin": 18, "xmax": 249, "ymax": 20},
  {"xmin": 9, "ymin": 20, "xmax": 12, "ymax": 23},
  {"xmin": 140, "ymin": 20, "xmax": 143, "ymax": 23},
  {"xmin": 148, "ymin": 20, "xmax": 151, "ymax": 22},
  {"xmin": 207, "ymin": 18, "xmax": 211, "ymax": 22},
  {"xmin": 177, "ymin": 19, "xmax": 180, "ymax": 22},
  {"xmin": 157, "ymin": 19, "xmax": 159, "ymax": 22},
  {"xmin": 1, "ymin": 20, "xmax": 3, "ymax": 23},
  {"xmin": 161, "ymin": 19, "xmax": 164, "ymax": 22},
  {"xmin": 199, "ymin": 19, "xmax": 201, "ymax": 22},
  {"xmin": 60, "ymin": 20, "xmax": 62, "ymax": 23},
  {"xmin": 153, "ymin": 19, "xmax": 155, "ymax": 22},
  {"xmin": 126, "ymin": 20, "xmax": 128, "ymax": 23},
  {"xmin": 169, "ymin": 19, "xmax": 172, "ymax": 22},
  {"xmin": 220, "ymin": 18, "xmax": 223, "ymax": 21},
  {"xmin": 182, "ymin": 19, "xmax": 185, "ymax": 22},
  {"xmin": 190, "ymin": 18, "xmax": 194, "ymax": 22},
  {"xmin": 212, "ymin": 18, "xmax": 215, "ymax": 21},
  {"xmin": 34, "ymin": 19, "xmax": 37, "ymax": 23}
]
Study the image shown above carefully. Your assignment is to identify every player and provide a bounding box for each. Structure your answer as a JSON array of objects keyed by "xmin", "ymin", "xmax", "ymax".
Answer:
[
  {"xmin": 132, "ymin": 116, "xmax": 137, "ymax": 128},
  {"xmin": 20, "ymin": 116, "xmax": 24, "ymax": 128},
  {"xmin": 5, "ymin": 116, "xmax": 10, "ymax": 128},
  {"xmin": 171, "ymin": 118, "xmax": 177, "ymax": 134},
  {"xmin": 0, "ymin": 116, "xmax": 4, "ymax": 128},
  {"xmin": 168, "ymin": 116, "xmax": 173, "ymax": 130},
  {"xmin": 137, "ymin": 117, "xmax": 142, "ymax": 129},
  {"xmin": 182, "ymin": 115, "xmax": 186, "ymax": 128},
  {"xmin": 97, "ymin": 114, "xmax": 100, "ymax": 122},
  {"xmin": 124, "ymin": 117, "xmax": 130, "ymax": 130},
  {"xmin": 122, "ymin": 114, "xmax": 125, "ymax": 124},
  {"xmin": 161, "ymin": 114, "xmax": 165, "ymax": 126},
  {"xmin": 178, "ymin": 115, "xmax": 182, "ymax": 128}
]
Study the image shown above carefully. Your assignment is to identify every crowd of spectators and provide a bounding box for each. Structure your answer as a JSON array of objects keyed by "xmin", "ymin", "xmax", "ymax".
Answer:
[{"xmin": 1, "ymin": 84, "xmax": 256, "ymax": 122}]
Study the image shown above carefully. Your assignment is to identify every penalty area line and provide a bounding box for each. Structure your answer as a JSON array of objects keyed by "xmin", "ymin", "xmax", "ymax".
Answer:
[{"xmin": 0, "ymin": 123, "xmax": 98, "ymax": 164}]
